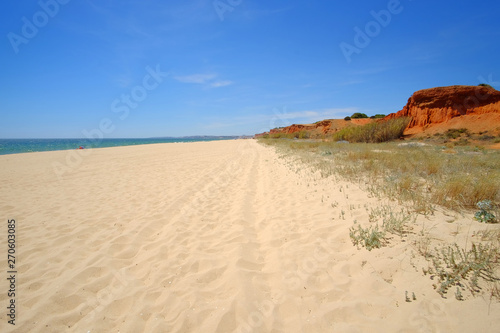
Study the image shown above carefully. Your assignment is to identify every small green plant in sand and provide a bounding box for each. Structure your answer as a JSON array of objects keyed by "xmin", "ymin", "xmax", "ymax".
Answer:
[
  {"xmin": 369, "ymin": 205, "xmax": 415, "ymax": 237},
  {"xmin": 350, "ymin": 208, "xmax": 414, "ymax": 250},
  {"xmin": 349, "ymin": 223, "xmax": 386, "ymax": 251},
  {"xmin": 455, "ymin": 287, "xmax": 464, "ymax": 301},
  {"xmin": 382, "ymin": 210, "xmax": 416, "ymax": 237},
  {"xmin": 425, "ymin": 243, "xmax": 499, "ymax": 298},
  {"xmin": 474, "ymin": 200, "xmax": 497, "ymax": 223}
]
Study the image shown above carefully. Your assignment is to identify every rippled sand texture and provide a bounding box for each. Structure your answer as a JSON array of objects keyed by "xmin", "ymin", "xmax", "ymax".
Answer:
[{"xmin": 0, "ymin": 140, "xmax": 499, "ymax": 332}]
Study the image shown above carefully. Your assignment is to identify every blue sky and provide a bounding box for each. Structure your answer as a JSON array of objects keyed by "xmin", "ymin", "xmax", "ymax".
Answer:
[{"xmin": 1, "ymin": 0, "xmax": 499, "ymax": 138}]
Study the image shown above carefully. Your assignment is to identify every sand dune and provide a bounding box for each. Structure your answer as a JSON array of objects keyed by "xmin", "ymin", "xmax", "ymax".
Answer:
[{"xmin": 1, "ymin": 140, "xmax": 499, "ymax": 332}]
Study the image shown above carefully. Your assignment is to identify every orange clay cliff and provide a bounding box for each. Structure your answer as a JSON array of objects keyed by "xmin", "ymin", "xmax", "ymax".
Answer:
[
  {"xmin": 256, "ymin": 85, "xmax": 500, "ymax": 139},
  {"xmin": 384, "ymin": 85, "xmax": 500, "ymax": 136}
]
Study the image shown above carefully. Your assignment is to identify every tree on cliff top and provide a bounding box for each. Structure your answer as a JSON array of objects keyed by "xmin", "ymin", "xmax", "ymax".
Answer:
[
  {"xmin": 351, "ymin": 112, "xmax": 368, "ymax": 119},
  {"xmin": 478, "ymin": 83, "xmax": 496, "ymax": 90}
]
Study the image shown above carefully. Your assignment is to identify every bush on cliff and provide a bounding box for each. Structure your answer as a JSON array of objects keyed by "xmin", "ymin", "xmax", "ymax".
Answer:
[
  {"xmin": 333, "ymin": 117, "xmax": 410, "ymax": 143},
  {"xmin": 478, "ymin": 83, "xmax": 495, "ymax": 90},
  {"xmin": 351, "ymin": 113, "xmax": 369, "ymax": 119}
]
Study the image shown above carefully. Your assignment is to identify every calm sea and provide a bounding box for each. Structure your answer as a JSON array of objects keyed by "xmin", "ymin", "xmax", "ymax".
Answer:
[{"xmin": 0, "ymin": 138, "xmax": 237, "ymax": 156}]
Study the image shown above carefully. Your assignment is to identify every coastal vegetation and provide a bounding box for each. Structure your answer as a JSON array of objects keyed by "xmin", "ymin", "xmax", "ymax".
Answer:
[
  {"xmin": 350, "ymin": 112, "xmax": 368, "ymax": 119},
  {"xmin": 257, "ymin": 84, "xmax": 500, "ymax": 301},
  {"xmin": 258, "ymin": 125, "xmax": 500, "ymax": 300},
  {"xmin": 344, "ymin": 113, "xmax": 385, "ymax": 120},
  {"xmin": 261, "ymin": 116, "xmax": 404, "ymax": 141},
  {"xmin": 259, "ymin": 137, "xmax": 499, "ymax": 212},
  {"xmin": 332, "ymin": 117, "xmax": 409, "ymax": 143}
]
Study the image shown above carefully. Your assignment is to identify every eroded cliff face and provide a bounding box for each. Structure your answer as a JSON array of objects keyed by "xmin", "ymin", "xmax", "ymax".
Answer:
[
  {"xmin": 256, "ymin": 86, "xmax": 500, "ymax": 138},
  {"xmin": 256, "ymin": 119, "xmax": 372, "ymax": 137},
  {"xmin": 385, "ymin": 85, "xmax": 500, "ymax": 131},
  {"xmin": 272, "ymin": 120, "xmax": 334, "ymax": 135}
]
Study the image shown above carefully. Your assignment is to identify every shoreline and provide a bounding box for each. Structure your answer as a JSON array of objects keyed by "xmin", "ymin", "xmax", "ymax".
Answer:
[{"xmin": 0, "ymin": 137, "xmax": 242, "ymax": 157}]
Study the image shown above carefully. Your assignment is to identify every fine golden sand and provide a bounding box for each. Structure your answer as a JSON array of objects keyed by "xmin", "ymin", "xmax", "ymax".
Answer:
[{"xmin": 1, "ymin": 139, "xmax": 499, "ymax": 332}]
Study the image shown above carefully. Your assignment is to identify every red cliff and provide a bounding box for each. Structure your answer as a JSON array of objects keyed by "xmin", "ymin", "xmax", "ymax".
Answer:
[
  {"xmin": 385, "ymin": 85, "xmax": 500, "ymax": 135},
  {"xmin": 256, "ymin": 119, "xmax": 373, "ymax": 138}
]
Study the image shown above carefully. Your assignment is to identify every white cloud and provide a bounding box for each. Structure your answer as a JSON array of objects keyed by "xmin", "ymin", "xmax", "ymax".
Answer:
[
  {"xmin": 337, "ymin": 79, "xmax": 365, "ymax": 86},
  {"xmin": 174, "ymin": 74, "xmax": 216, "ymax": 84},
  {"xmin": 210, "ymin": 80, "xmax": 233, "ymax": 88},
  {"xmin": 174, "ymin": 74, "xmax": 233, "ymax": 88}
]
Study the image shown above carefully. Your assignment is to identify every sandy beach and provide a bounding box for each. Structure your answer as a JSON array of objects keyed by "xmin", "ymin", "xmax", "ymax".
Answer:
[{"xmin": 1, "ymin": 139, "xmax": 499, "ymax": 332}]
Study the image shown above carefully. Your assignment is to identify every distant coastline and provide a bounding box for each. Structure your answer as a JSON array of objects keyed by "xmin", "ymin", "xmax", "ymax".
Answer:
[{"xmin": 0, "ymin": 136, "xmax": 241, "ymax": 156}]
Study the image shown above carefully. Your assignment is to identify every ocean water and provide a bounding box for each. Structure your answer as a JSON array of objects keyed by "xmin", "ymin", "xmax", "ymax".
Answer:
[{"xmin": 0, "ymin": 137, "xmax": 236, "ymax": 156}]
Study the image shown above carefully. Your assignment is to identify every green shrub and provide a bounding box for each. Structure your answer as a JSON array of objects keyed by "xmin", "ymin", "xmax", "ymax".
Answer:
[
  {"xmin": 478, "ymin": 83, "xmax": 495, "ymax": 90},
  {"xmin": 268, "ymin": 132, "xmax": 298, "ymax": 139},
  {"xmin": 298, "ymin": 130, "xmax": 309, "ymax": 139},
  {"xmin": 344, "ymin": 116, "xmax": 351, "ymax": 121},
  {"xmin": 454, "ymin": 138, "xmax": 469, "ymax": 146},
  {"xmin": 445, "ymin": 128, "xmax": 469, "ymax": 139},
  {"xmin": 333, "ymin": 117, "xmax": 410, "ymax": 143},
  {"xmin": 479, "ymin": 135, "xmax": 495, "ymax": 141},
  {"xmin": 351, "ymin": 112, "xmax": 368, "ymax": 119}
]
